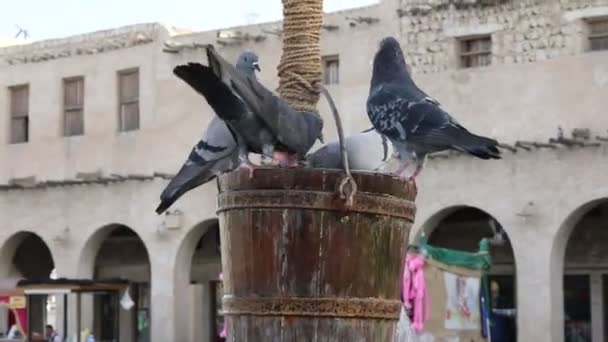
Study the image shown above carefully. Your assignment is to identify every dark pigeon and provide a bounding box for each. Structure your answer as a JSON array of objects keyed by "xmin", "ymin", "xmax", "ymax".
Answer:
[
  {"xmin": 156, "ymin": 51, "xmax": 265, "ymax": 214},
  {"xmin": 156, "ymin": 116, "xmax": 239, "ymax": 214},
  {"xmin": 173, "ymin": 51, "xmax": 278, "ymax": 173},
  {"xmin": 205, "ymin": 44, "xmax": 324, "ymax": 166},
  {"xmin": 306, "ymin": 130, "xmax": 391, "ymax": 171},
  {"xmin": 366, "ymin": 36, "xmax": 500, "ymax": 181}
]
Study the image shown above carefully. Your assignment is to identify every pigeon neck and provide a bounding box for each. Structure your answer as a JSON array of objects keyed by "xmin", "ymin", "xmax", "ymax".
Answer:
[
  {"xmin": 371, "ymin": 67, "xmax": 413, "ymax": 88},
  {"xmin": 236, "ymin": 65, "xmax": 257, "ymax": 79}
]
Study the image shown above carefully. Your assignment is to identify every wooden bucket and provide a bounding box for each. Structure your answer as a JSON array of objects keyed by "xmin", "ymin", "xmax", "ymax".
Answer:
[{"xmin": 217, "ymin": 167, "xmax": 416, "ymax": 341}]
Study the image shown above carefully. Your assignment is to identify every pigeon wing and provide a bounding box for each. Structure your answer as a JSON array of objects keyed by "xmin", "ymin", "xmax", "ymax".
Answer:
[
  {"xmin": 173, "ymin": 63, "xmax": 249, "ymax": 122},
  {"xmin": 156, "ymin": 118, "xmax": 239, "ymax": 214},
  {"xmin": 206, "ymin": 45, "xmax": 322, "ymax": 156},
  {"xmin": 206, "ymin": 45, "xmax": 321, "ymax": 155},
  {"xmin": 204, "ymin": 45, "xmax": 264, "ymax": 115},
  {"xmin": 399, "ymin": 102, "xmax": 500, "ymax": 159}
]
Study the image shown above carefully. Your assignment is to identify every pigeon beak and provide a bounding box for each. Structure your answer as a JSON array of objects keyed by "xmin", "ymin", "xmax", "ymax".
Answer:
[{"xmin": 253, "ymin": 62, "xmax": 261, "ymax": 72}]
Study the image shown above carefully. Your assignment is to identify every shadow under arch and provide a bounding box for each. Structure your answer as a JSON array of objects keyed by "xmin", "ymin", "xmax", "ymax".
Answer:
[
  {"xmin": 0, "ymin": 231, "xmax": 56, "ymax": 339},
  {"xmin": 420, "ymin": 206, "xmax": 515, "ymax": 260},
  {"xmin": 76, "ymin": 223, "xmax": 150, "ymax": 279},
  {"xmin": 551, "ymin": 197, "xmax": 608, "ymax": 273},
  {"xmin": 412, "ymin": 205, "xmax": 471, "ymax": 243},
  {"xmin": 0, "ymin": 231, "xmax": 55, "ymax": 278},
  {"xmin": 174, "ymin": 218, "xmax": 220, "ymax": 280},
  {"xmin": 72, "ymin": 223, "xmax": 152, "ymax": 342},
  {"xmin": 173, "ymin": 218, "xmax": 221, "ymax": 342},
  {"xmin": 550, "ymin": 197, "xmax": 608, "ymax": 342}
]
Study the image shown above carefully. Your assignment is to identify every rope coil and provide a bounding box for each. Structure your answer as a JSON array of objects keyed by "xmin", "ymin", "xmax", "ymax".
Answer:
[
  {"xmin": 279, "ymin": 0, "xmax": 357, "ymax": 206},
  {"xmin": 278, "ymin": 0, "xmax": 323, "ymax": 113}
]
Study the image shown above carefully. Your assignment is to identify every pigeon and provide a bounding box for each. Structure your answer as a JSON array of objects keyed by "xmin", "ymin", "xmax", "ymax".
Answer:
[
  {"xmin": 156, "ymin": 50, "xmax": 263, "ymax": 214},
  {"xmin": 204, "ymin": 44, "xmax": 324, "ymax": 167},
  {"xmin": 306, "ymin": 129, "xmax": 391, "ymax": 171},
  {"xmin": 173, "ymin": 50, "xmax": 277, "ymax": 175},
  {"xmin": 367, "ymin": 36, "xmax": 500, "ymax": 182},
  {"xmin": 155, "ymin": 116, "xmax": 239, "ymax": 214}
]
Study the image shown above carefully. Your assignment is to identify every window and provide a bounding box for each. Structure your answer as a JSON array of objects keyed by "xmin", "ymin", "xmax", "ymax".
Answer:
[
  {"xmin": 63, "ymin": 77, "xmax": 84, "ymax": 136},
  {"xmin": 588, "ymin": 18, "xmax": 608, "ymax": 51},
  {"xmin": 323, "ymin": 55, "xmax": 339, "ymax": 84},
  {"xmin": 118, "ymin": 69, "xmax": 139, "ymax": 132},
  {"xmin": 459, "ymin": 36, "xmax": 492, "ymax": 68},
  {"xmin": 9, "ymin": 85, "xmax": 29, "ymax": 144}
]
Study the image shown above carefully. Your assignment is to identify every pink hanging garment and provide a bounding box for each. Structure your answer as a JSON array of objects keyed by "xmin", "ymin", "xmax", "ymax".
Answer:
[{"xmin": 401, "ymin": 253, "xmax": 429, "ymax": 333}]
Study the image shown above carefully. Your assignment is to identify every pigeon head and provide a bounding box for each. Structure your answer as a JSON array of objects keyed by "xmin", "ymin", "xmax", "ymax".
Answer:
[
  {"xmin": 236, "ymin": 50, "xmax": 260, "ymax": 76},
  {"xmin": 371, "ymin": 36, "xmax": 410, "ymax": 86}
]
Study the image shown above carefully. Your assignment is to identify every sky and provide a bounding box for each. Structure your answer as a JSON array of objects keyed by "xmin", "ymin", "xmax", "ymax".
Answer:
[{"xmin": 0, "ymin": 0, "xmax": 378, "ymax": 42}]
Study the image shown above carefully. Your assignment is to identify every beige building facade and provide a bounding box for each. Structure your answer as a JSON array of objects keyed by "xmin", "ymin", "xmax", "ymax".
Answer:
[{"xmin": 0, "ymin": 0, "xmax": 607, "ymax": 341}]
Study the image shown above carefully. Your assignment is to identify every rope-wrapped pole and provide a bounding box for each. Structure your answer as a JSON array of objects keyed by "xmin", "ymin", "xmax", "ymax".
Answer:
[
  {"xmin": 278, "ymin": 0, "xmax": 358, "ymax": 204},
  {"xmin": 277, "ymin": 0, "xmax": 323, "ymax": 112},
  {"xmin": 216, "ymin": 1, "xmax": 416, "ymax": 340}
]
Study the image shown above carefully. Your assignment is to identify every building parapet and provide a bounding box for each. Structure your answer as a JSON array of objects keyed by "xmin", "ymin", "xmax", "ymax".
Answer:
[{"xmin": 0, "ymin": 23, "xmax": 171, "ymax": 66}]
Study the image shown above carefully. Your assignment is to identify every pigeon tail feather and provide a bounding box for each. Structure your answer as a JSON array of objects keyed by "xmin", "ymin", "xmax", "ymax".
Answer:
[
  {"xmin": 446, "ymin": 128, "xmax": 501, "ymax": 160},
  {"xmin": 173, "ymin": 63, "xmax": 244, "ymax": 121},
  {"xmin": 155, "ymin": 201, "xmax": 171, "ymax": 215},
  {"xmin": 155, "ymin": 161, "xmax": 218, "ymax": 215}
]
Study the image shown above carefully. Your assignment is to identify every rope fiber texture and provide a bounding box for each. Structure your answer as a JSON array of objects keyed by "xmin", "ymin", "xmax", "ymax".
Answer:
[{"xmin": 278, "ymin": 0, "xmax": 323, "ymax": 113}]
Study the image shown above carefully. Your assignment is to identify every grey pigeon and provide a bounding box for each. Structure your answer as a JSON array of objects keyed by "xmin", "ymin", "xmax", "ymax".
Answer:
[
  {"xmin": 205, "ymin": 44, "xmax": 324, "ymax": 167},
  {"xmin": 156, "ymin": 116, "xmax": 239, "ymax": 214},
  {"xmin": 306, "ymin": 130, "xmax": 392, "ymax": 171},
  {"xmin": 173, "ymin": 51, "xmax": 277, "ymax": 174},
  {"xmin": 157, "ymin": 50, "xmax": 262, "ymax": 214},
  {"xmin": 367, "ymin": 36, "xmax": 500, "ymax": 181}
]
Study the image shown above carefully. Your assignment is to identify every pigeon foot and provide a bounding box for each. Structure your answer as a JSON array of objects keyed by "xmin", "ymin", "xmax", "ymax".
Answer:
[
  {"xmin": 239, "ymin": 161, "xmax": 258, "ymax": 179},
  {"xmin": 273, "ymin": 151, "xmax": 299, "ymax": 168},
  {"xmin": 395, "ymin": 162, "xmax": 418, "ymax": 190}
]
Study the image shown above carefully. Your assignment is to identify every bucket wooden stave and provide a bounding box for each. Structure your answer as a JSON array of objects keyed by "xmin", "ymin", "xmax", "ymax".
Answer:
[{"xmin": 217, "ymin": 168, "xmax": 416, "ymax": 341}]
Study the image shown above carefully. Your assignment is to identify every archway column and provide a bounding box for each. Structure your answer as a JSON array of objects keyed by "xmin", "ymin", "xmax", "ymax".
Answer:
[
  {"xmin": 149, "ymin": 248, "xmax": 178, "ymax": 342},
  {"xmin": 512, "ymin": 230, "xmax": 561, "ymax": 342},
  {"xmin": 51, "ymin": 244, "xmax": 80, "ymax": 342},
  {"xmin": 172, "ymin": 219, "xmax": 219, "ymax": 342}
]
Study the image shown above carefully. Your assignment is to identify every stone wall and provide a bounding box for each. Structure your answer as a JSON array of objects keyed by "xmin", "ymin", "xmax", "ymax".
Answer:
[
  {"xmin": 398, "ymin": 0, "xmax": 608, "ymax": 74},
  {"xmin": 0, "ymin": 23, "xmax": 169, "ymax": 66}
]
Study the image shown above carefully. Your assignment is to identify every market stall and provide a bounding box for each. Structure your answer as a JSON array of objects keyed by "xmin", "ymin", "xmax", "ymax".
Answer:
[
  {"xmin": 398, "ymin": 237, "xmax": 493, "ymax": 341},
  {"xmin": 17, "ymin": 278, "xmax": 129, "ymax": 342}
]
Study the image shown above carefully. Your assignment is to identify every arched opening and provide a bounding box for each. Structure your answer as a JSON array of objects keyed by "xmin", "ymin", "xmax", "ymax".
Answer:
[
  {"xmin": 0, "ymin": 232, "xmax": 55, "ymax": 338},
  {"xmin": 174, "ymin": 219, "xmax": 222, "ymax": 342},
  {"xmin": 424, "ymin": 207, "xmax": 517, "ymax": 341},
  {"xmin": 191, "ymin": 222, "xmax": 222, "ymax": 342},
  {"xmin": 80, "ymin": 224, "xmax": 151, "ymax": 342},
  {"xmin": 563, "ymin": 200, "xmax": 608, "ymax": 342}
]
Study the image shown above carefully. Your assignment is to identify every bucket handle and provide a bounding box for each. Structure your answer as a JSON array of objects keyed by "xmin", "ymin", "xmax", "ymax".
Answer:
[{"xmin": 320, "ymin": 86, "xmax": 358, "ymax": 207}]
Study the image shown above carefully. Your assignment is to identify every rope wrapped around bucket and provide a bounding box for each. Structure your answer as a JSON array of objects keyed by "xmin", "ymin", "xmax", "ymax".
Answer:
[{"xmin": 278, "ymin": 0, "xmax": 323, "ymax": 113}]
